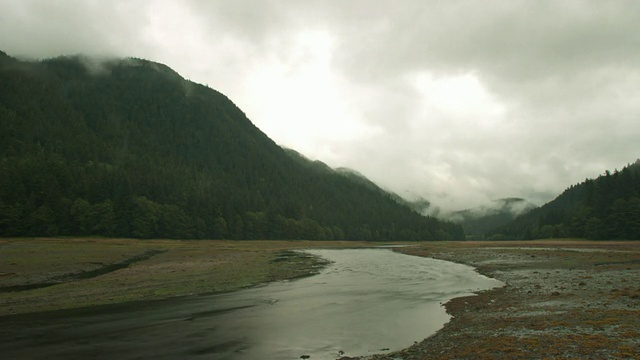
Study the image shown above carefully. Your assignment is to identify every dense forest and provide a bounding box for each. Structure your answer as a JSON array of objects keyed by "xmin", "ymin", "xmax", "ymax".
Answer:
[
  {"xmin": 490, "ymin": 161, "xmax": 640, "ymax": 240},
  {"xmin": 0, "ymin": 51, "xmax": 463, "ymax": 240}
]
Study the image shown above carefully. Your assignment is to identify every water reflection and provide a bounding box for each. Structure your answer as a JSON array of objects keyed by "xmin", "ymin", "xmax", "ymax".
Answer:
[{"xmin": 1, "ymin": 248, "xmax": 502, "ymax": 360}]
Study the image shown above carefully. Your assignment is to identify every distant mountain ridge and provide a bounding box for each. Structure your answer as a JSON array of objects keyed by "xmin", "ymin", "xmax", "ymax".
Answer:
[
  {"xmin": 0, "ymin": 51, "xmax": 463, "ymax": 240},
  {"xmin": 491, "ymin": 160, "xmax": 640, "ymax": 240},
  {"xmin": 283, "ymin": 148, "xmax": 434, "ymax": 215},
  {"xmin": 448, "ymin": 198, "xmax": 538, "ymax": 239}
]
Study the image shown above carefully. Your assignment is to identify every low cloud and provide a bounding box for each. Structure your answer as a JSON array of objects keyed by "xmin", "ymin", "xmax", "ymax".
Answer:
[{"xmin": 1, "ymin": 0, "xmax": 639, "ymax": 211}]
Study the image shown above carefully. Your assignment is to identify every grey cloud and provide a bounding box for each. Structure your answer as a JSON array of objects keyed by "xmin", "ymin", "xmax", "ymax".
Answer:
[
  {"xmin": 1, "ymin": 0, "xmax": 638, "ymax": 212},
  {"xmin": 317, "ymin": 1, "xmax": 640, "ymax": 209},
  {"xmin": 329, "ymin": 1, "xmax": 640, "ymax": 82},
  {"xmin": 0, "ymin": 1, "xmax": 152, "ymax": 59},
  {"xmin": 186, "ymin": 1, "xmax": 292, "ymax": 44}
]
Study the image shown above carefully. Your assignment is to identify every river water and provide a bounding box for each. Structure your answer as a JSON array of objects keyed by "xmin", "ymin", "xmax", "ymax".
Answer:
[{"xmin": 1, "ymin": 248, "xmax": 502, "ymax": 360}]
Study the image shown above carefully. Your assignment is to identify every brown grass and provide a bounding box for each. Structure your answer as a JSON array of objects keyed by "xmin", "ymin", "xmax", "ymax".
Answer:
[{"xmin": 0, "ymin": 237, "xmax": 376, "ymax": 316}]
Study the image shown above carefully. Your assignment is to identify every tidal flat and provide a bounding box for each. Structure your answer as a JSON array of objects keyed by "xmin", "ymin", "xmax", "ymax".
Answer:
[
  {"xmin": 352, "ymin": 240, "xmax": 640, "ymax": 360},
  {"xmin": 2, "ymin": 238, "xmax": 639, "ymax": 359},
  {"xmin": 1, "ymin": 243, "xmax": 498, "ymax": 360},
  {"xmin": 0, "ymin": 238, "xmax": 371, "ymax": 316}
]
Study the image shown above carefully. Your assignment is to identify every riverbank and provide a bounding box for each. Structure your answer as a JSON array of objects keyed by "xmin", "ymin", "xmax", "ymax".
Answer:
[
  {"xmin": 349, "ymin": 240, "xmax": 640, "ymax": 360},
  {"xmin": 3, "ymin": 238, "xmax": 639, "ymax": 359},
  {"xmin": 0, "ymin": 238, "xmax": 370, "ymax": 316}
]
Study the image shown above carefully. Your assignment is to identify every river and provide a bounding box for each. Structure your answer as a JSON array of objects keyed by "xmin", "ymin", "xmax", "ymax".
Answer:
[{"xmin": 1, "ymin": 248, "xmax": 502, "ymax": 359}]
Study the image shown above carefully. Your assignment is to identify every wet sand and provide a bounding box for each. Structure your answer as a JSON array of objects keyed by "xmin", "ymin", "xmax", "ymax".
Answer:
[{"xmin": 346, "ymin": 240, "xmax": 640, "ymax": 360}]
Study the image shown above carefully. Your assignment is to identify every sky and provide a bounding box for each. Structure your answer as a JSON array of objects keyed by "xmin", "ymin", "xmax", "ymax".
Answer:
[{"xmin": 1, "ymin": 0, "xmax": 639, "ymax": 213}]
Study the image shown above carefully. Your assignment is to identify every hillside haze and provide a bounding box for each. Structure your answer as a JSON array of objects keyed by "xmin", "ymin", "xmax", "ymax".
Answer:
[
  {"xmin": 0, "ymin": 51, "xmax": 463, "ymax": 240},
  {"xmin": 284, "ymin": 148, "xmax": 433, "ymax": 214},
  {"xmin": 491, "ymin": 160, "xmax": 640, "ymax": 240},
  {"xmin": 449, "ymin": 198, "xmax": 538, "ymax": 240}
]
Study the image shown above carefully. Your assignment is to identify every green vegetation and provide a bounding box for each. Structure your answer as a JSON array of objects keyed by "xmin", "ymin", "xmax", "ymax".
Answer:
[
  {"xmin": 0, "ymin": 51, "xmax": 462, "ymax": 240},
  {"xmin": 491, "ymin": 161, "xmax": 640, "ymax": 240}
]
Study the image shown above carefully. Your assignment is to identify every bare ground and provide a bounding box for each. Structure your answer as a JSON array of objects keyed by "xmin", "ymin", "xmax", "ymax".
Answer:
[{"xmin": 344, "ymin": 240, "xmax": 640, "ymax": 360}]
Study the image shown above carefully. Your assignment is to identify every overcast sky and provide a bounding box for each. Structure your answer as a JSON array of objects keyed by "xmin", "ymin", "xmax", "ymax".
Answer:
[{"xmin": 2, "ymin": 0, "xmax": 639, "ymax": 212}]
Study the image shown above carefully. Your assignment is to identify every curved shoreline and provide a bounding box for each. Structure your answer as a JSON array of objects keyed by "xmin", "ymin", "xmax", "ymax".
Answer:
[
  {"xmin": 2, "ymin": 238, "xmax": 638, "ymax": 359},
  {"xmin": 0, "ymin": 238, "xmax": 370, "ymax": 316},
  {"xmin": 346, "ymin": 240, "xmax": 640, "ymax": 359}
]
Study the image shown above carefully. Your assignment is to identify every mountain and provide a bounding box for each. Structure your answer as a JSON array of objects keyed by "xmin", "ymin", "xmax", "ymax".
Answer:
[
  {"xmin": 449, "ymin": 198, "xmax": 538, "ymax": 239},
  {"xmin": 490, "ymin": 161, "xmax": 640, "ymax": 240},
  {"xmin": 0, "ymin": 51, "xmax": 463, "ymax": 241},
  {"xmin": 334, "ymin": 167, "xmax": 411, "ymax": 206},
  {"xmin": 282, "ymin": 149, "xmax": 387, "ymax": 193},
  {"xmin": 284, "ymin": 149, "xmax": 434, "ymax": 215},
  {"xmin": 282, "ymin": 148, "xmax": 334, "ymax": 174}
]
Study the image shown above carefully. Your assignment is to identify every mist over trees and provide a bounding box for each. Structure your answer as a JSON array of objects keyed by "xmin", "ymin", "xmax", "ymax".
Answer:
[
  {"xmin": 449, "ymin": 198, "xmax": 538, "ymax": 240},
  {"xmin": 0, "ymin": 51, "xmax": 463, "ymax": 241},
  {"xmin": 490, "ymin": 161, "xmax": 640, "ymax": 240}
]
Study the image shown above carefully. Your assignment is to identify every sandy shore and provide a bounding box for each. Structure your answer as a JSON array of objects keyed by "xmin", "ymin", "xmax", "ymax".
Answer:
[{"xmin": 346, "ymin": 240, "xmax": 640, "ymax": 360}]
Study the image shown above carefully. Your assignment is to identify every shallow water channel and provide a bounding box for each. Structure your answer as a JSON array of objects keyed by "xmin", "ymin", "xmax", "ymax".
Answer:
[{"xmin": 1, "ymin": 248, "xmax": 502, "ymax": 360}]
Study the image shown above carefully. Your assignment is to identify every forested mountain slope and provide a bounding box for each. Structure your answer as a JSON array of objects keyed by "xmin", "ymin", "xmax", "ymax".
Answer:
[
  {"xmin": 449, "ymin": 198, "xmax": 538, "ymax": 239},
  {"xmin": 491, "ymin": 161, "xmax": 640, "ymax": 240},
  {"xmin": 0, "ymin": 51, "xmax": 463, "ymax": 240},
  {"xmin": 284, "ymin": 148, "xmax": 434, "ymax": 215}
]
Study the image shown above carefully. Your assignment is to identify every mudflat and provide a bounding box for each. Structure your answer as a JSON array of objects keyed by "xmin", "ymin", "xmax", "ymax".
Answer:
[
  {"xmin": 0, "ymin": 238, "xmax": 369, "ymax": 316},
  {"xmin": 351, "ymin": 240, "xmax": 640, "ymax": 360},
  {"xmin": 2, "ymin": 238, "xmax": 639, "ymax": 359}
]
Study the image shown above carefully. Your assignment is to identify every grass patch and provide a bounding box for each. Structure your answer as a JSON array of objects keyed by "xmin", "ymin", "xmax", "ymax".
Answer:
[{"xmin": 0, "ymin": 238, "xmax": 372, "ymax": 316}]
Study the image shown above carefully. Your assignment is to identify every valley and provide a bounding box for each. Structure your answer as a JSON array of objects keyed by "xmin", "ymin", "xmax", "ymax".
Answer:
[{"xmin": 1, "ymin": 48, "xmax": 639, "ymax": 359}]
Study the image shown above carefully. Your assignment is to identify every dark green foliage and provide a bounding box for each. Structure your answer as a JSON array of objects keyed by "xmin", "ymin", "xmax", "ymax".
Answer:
[
  {"xmin": 492, "ymin": 161, "xmax": 640, "ymax": 240},
  {"xmin": 0, "ymin": 52, "xmax": 463, "ymax": 240}
]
